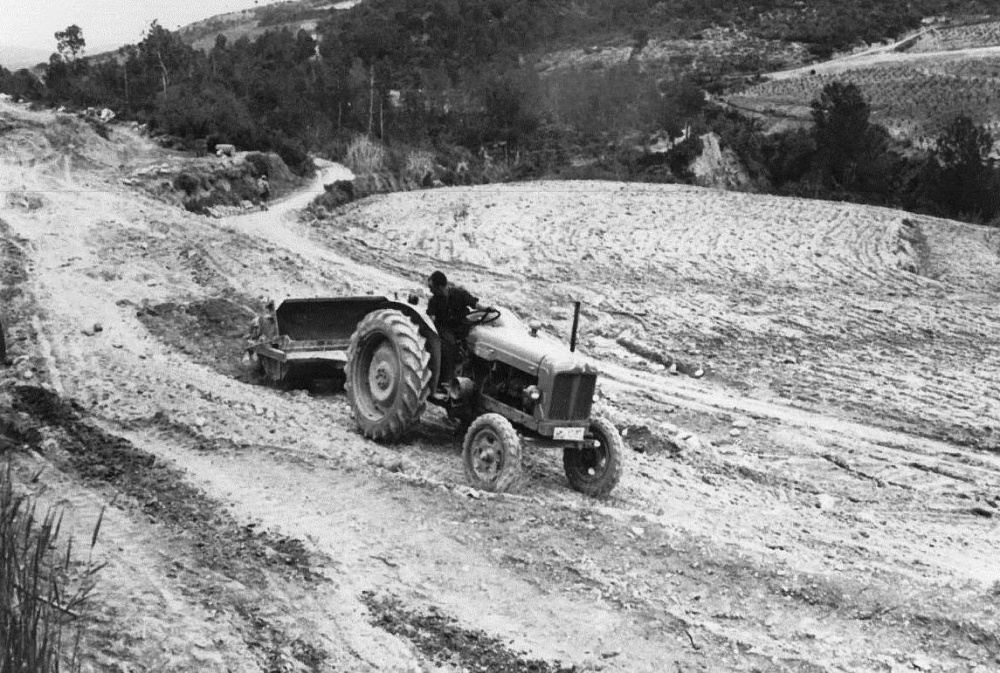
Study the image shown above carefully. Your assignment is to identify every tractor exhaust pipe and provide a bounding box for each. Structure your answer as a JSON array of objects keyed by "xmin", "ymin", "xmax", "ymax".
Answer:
[{"xmin": 570, "ymin": 301, "xmax": 581, "ymax": 352}]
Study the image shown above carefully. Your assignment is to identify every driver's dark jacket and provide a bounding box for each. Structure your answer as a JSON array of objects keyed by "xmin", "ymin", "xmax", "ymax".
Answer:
[{"xmin": 427, "ymin": 286, "xmax": 478, "ymax": 332}]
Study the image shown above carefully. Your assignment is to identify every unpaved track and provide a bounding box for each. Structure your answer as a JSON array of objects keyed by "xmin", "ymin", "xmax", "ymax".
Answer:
[{"xmin": 2, "ymin": 102, "xmax": 1000, "ymax": 672}]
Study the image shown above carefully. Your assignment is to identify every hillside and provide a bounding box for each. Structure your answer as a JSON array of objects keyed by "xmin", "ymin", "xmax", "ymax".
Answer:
[
  {"xmin": 725, "ymin": 20, "xmax": 1000, "ymax": 142},
  {"xmin": 176, "ymin": 0, "xmax": 363, "ymax": 51},
  {"xmin": 3, "ymin": 97, "xmax": 1000, "ymax": 671}
]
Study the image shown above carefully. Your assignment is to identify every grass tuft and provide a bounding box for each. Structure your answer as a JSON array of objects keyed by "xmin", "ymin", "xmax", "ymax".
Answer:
[{"xmin": 0, "ymin": 460, "xmax": 104, "ymax": 672}]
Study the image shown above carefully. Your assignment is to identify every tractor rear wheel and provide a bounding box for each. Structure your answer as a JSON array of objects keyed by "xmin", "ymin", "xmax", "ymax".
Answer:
[
  {"xmin": 462, "ymin": 413, "xmax": 522, "ymax": 492},
  {"xmin": 563, "ymin": 417, "xmax": 623, "ymax": 497},
  {"xmin": 346, "ymin": 309, "xmax": 432, "ymax": 442}
]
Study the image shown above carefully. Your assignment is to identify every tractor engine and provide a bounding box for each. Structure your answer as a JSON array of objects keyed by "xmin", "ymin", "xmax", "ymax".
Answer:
[{"xmin": 457, "ymin": 309, "xmax": 598, "ymax": 428}]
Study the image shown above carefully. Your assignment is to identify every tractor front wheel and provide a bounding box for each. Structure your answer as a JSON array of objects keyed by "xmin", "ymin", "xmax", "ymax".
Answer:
[
  {"xmin": 462, "ymin": 413, "xmax": 522, "ymax": 492},
  {"xmin": 563, "ymin": 417, "xmax": 623, "ymax": 497},
  {"xmin": 346, "ymin": 309, "xmax": 432, "ymax": 442}
]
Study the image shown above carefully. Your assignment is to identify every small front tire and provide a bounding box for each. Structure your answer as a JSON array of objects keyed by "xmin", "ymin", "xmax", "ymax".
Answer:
[
  {"xmin": 462, "ymin": 413, "xmax": 522, "ymax": 493},
  {"xmin": 563, "ymin": 417, "xmax": 623, "ymax": 497}
]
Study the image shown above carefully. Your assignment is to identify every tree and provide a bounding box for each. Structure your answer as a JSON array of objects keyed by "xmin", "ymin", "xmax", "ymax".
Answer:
[
  {"xmin": 935, "ymin": 115, "xmax": 993, "ymax": 173},
  {"xmin": 659, "ymin": 76, "xmax": 706, "ymax": 138},
  {"xmin": 810, "ymin": 81, "xmax": 876, "ymax": 187},
  {"xmin": 134, "ymin": 21, "xmax": 196, "ymax": 98},
  {"xmin": 928, "ymin": 115, "xmax": 1000, "ymax": 222},
  {"xmin": 47, "ymin": 24, "xmax": 87, "ymax": 101},
  {"xmin": 810, "ymin": 81, "xmax": 890, "ymax": 192},
  {"xmin": 55, "ymin": 25, "xmax": 86, "ymax": 63}
]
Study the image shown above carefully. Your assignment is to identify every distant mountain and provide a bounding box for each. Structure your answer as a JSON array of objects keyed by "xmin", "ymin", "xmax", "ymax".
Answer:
[{"xmin": 0, "ymin": 45, "xmax": 51, "ymax": 70}]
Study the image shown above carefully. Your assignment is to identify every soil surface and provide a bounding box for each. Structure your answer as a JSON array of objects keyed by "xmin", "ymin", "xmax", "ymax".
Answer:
[{"xmin": 1, "ymin": 98, "xmax": 999, "ymax": 672}]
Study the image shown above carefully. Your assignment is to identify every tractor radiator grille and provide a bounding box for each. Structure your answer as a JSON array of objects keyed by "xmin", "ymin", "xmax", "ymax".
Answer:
[{"xmin": 547, "ymin": 374, "xmax": 597, "ymax": 421}]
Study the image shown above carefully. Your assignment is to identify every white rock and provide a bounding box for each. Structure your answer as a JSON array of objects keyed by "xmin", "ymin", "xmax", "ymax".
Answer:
[
  {"xmin": 683, "ymin": 434, "xmax": 703, "ymax": 452},
  {"xmin": 816, "ymin": 494, "xmax": 836, "ymax": 510},
  {"xmin": 658, "ymin": 421, "xmax": 679, "ymax": 436}
]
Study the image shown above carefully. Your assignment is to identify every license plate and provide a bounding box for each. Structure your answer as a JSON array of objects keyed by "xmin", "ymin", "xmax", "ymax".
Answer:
[{"xmin": 553, "ymin": 426, "xmax": 585, "ymax": 441}]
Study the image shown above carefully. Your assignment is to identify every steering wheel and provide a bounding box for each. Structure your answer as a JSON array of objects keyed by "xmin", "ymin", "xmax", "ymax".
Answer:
[{"xmin": 463, "ymin": 306, "xmax": 501, "ymax": 327}]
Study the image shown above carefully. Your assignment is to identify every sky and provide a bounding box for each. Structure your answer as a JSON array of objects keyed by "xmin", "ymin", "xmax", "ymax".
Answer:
[{"xmin": 3, "ymin": 0, "xmax": 273, "ymax": 52}]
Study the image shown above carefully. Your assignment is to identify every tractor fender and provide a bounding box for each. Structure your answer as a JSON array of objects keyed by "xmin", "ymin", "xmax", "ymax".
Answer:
[{"xmin": 380, "ymin": 300, "xmax": 442, "ymax": 391}]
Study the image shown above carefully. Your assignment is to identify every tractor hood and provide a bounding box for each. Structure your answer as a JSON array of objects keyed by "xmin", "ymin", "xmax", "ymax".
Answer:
[{"xmin": 466, "ymin": 308, "xmax": 597, "ymax": 377}]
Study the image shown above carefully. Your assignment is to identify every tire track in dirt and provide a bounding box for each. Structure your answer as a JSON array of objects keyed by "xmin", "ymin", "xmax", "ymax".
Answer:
[{"xmin": 11, "ymin": 386, "xmax": 335, "ymax": 671}]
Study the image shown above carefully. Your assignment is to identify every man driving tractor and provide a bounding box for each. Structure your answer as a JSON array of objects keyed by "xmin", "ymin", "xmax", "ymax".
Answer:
[{"xmin": 426, "ymin": 270, "xmax": 478, "ymax": 397}]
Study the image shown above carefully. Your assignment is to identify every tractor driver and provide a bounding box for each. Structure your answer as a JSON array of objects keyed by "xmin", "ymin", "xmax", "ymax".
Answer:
[{"xmin": 426, "ymin": 270, "xmax": 479, "ymax": 394}]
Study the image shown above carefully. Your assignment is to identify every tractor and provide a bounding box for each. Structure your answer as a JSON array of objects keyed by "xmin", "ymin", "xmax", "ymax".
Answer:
[{"xmin": 247, "ymin": 293, "xmax": 623, "ymax": 496}]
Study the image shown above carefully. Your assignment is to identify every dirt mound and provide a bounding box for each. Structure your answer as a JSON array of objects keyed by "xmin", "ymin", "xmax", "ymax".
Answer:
[
  {"xmin": 308, "ymin": 172, "xmax": 424, "ymax": 216},
  {"xmin": 127, "ymin": 151, "xmax": 297, "ymax": 215},
  {"xmin": 307, "ymin": 167, "xmax": 486, "ymax": 219},
  {"xmin": 0, "ymin": 101, "xmax": 155, "ymax": 171},
  {"xmin": 134, "ymin": 297, "xmax": 261, "ymax": 380},
  {"xmin": 362, "ymin": 591, "xmax": 576, "ymax": 673},
  {"xmin": 0, "ymin": 101, "xmax": 299, "ymax": 215}
]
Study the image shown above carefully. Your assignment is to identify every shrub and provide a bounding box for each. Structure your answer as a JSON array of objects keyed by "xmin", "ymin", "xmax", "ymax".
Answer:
[
  {"xmin": 173, "ymin": 172, "xmax": 200, "ymax": 195},
  {"xmin": 344, "ymin": 135, "xmax": 386, "ymax": 174},
  {"xmin": 404, "ymin": 149, "xmax": 436, "ymax": 181}
]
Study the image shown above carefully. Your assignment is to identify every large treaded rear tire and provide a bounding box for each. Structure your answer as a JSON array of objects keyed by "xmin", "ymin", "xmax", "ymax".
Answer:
[
  {"xmin": 563, "ymin": 416, "xmax": 623, "ymax": 497},
  {"xmin": 346, "ymin": 309, "xmax": 432, "ymax": 442},
  {"xmin": 462, "ymin": 413, "xmax": 523, "ymax": 493}
]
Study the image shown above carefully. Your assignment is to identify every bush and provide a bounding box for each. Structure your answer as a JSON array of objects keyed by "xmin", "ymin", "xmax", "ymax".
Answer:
[
  {"xmin": 0, "ymin": 460, "xmax": 103, "ymax": 671},
  {"xmin": 0, "ymin": 68, "xmax": 46, "ymax": 102},
  {"xmin": 344, "ymin": 135, "xmax": 386, "ymax": 174}
]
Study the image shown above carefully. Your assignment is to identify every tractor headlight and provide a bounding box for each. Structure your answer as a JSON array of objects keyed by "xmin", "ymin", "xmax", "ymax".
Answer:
[{"xmin": 523, "ymin": 385, "xmax": 541, "ymax": 407}]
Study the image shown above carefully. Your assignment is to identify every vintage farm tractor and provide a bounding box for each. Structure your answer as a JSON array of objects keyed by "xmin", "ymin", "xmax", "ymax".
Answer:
[{"xmin": 246, "ymin": 293, "xmax": 623, "ymax": 496}]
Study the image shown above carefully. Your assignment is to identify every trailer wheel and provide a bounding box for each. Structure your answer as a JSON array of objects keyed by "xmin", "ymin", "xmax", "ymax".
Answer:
[
  {"xmin": 346, "ymin": 309, "xmax": 432, "ymax": 442},
  {"xmin": 563, "ymin": 417, "xmax": 623, "ymax": 497},
  {"xmin": 462, "ymin": 413, "xmax": 522, "ymax": 492}
]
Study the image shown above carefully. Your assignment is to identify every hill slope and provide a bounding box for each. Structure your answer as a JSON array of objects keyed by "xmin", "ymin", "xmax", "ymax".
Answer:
[
  {"xmin": 726, "ymin": 20, "xmax": 1000, "ymax": 141},
  {"xmin": 1, "ymin": 99, "xmax": 999, "ymax": 672}
]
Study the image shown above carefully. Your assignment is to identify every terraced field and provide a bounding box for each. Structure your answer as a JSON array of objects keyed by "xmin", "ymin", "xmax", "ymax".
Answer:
[{"xmin": 726, "ymin": 21, "xmax": 1000, "ymax": 141}]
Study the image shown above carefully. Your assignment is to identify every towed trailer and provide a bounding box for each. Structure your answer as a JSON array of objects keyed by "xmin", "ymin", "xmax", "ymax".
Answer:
[{"xmin": 245, "ymin": 296, "xmax": 425, "ymax": 385}]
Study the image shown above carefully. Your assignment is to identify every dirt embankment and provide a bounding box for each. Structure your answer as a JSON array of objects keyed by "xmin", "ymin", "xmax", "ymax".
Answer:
[{"xmin": 1, "ymin": 98, "xmax": 1000, "ymax": 672}]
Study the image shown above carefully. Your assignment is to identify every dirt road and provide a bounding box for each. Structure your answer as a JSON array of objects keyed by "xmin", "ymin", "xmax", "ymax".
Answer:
[{"xmin": 1, "ymin": 101, "xmax": 999, "ymax": 672}]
